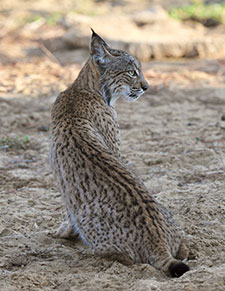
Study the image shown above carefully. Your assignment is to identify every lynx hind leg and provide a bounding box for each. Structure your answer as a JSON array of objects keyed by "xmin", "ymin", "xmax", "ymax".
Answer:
[
  {"xmin": 93, "ymin": 246, "xmax": 133, "ymax": 266},
  {"xmin": 176, "ymin": 237, "xmax": 189, "ymax": 261}
]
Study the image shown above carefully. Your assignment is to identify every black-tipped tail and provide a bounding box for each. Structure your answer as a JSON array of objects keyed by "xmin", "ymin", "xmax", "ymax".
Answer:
[{"xmin": 169, "ymin": 262, "xmax": 190, "ymax": 278}]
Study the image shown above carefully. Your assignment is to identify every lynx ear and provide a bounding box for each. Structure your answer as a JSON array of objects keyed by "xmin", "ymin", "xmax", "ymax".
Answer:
[{"xmin": 90, "ymin": 29, "xmax": 113, "ymax": 66}]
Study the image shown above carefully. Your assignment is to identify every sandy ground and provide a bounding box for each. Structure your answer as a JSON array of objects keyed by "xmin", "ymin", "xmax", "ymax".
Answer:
[
  {"xmin": 1, "ymin": 53, "xmax": 225, "ymax": 291},
  {"xmin": 1, "ymin": 1, "xmax": 225, "ymax": 290}
]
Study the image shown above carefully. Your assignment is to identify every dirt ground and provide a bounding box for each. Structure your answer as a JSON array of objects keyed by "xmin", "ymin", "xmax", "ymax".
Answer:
[{"xmin": 1, "ymin": 1, "xmax": 225, "ymax": 291}]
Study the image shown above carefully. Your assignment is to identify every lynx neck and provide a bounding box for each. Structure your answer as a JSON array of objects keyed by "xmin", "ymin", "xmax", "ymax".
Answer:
[{"xmin": 73, "ymin": 59, "xmax": 101, "ymax": 95}]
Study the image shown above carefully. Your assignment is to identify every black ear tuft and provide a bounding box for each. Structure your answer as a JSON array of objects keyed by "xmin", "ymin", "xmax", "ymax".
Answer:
[
  {"xmin": 169, "ymin": 262, "xmax": 190, "ymax": 278},
  {"xmin": 90, "ymin": 28, "xmax": 98, "ymax": 38},
  {"xmin": 90, "ymin": 28, "xmax": 108, "ymax": 47}
]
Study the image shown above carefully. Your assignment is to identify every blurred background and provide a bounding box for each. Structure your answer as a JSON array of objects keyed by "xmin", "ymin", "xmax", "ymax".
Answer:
[{"xmin": 1, "ymin": 0, "xmax": 225, "ymax": 96}]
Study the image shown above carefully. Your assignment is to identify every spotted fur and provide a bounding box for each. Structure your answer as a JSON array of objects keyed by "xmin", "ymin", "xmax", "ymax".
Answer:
[{"xmin": 50, "ymin": 30, "xmax": 189, "ymax": 277}]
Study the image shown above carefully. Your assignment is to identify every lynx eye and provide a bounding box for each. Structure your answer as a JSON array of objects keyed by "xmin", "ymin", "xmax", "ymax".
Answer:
[{"xmin": 127, "ymin": 70, "xmax": 138, "ymax": 77}]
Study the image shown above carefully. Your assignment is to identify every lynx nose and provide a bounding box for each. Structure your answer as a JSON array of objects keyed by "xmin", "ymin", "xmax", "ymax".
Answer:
[{"xmin": 141, "ymin": 81, "xmax": 149, "ymax": 91}]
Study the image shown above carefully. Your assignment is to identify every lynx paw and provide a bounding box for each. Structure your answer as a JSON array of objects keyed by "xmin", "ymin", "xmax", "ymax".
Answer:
[{"xmin": 53, "ymin": 221, "xmax": 78, "ymax": 239}]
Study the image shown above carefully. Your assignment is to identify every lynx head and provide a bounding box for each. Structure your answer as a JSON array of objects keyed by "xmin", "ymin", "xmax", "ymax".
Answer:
[{"xmin": 90, "ymin": 30, "xmax": 149, "ymax": 106}]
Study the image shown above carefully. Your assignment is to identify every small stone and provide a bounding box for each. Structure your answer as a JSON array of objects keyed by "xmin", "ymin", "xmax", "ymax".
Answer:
[{"xmin": 38, "ymin": 125, "xmax": 49, "ymax": 132}]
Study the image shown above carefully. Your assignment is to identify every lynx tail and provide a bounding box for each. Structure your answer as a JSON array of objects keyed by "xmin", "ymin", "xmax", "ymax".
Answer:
[{"xmin": 169, "ymin": 261, "xmax": 190, "ymax": 277}]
